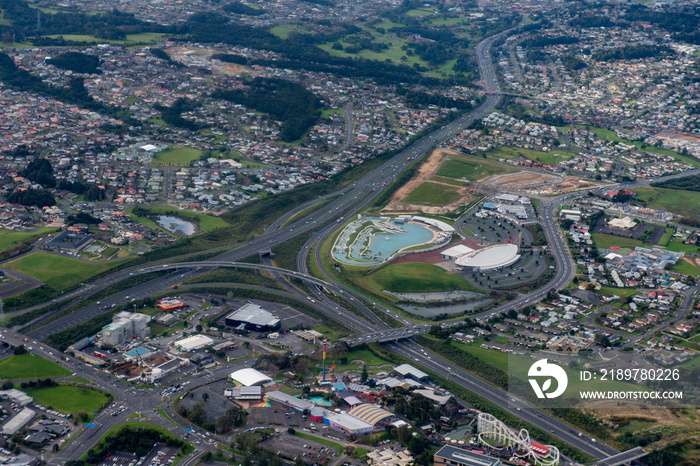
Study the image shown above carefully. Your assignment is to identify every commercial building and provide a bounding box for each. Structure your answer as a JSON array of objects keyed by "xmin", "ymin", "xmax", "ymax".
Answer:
[
  {"xmin": 2, "ymin": 408, "xmax": 35, "ymax": 435},
  {"xmin": 434, "ymin": 446, "xmax": 502, "ymax": 466},
  {"xmin": 393, "ymin": 364, "xmax": 429, "ymax": 382},
  {"xmin": 43, "ymin": 230, "xmax": 92, "ymax": 252},
  {"xmin": 0, "ymin": 389, "xmax": 33, "ymax": 406},
  {"xmin": 230, "ymin": 368, "xmax": 272, "ymax": 387},
  {"xmin": 347, "ymin": 404, "xmax": 394, "ymax": 427},
  {"xmin": 174, "ymin": 334, "xmax": 214, "ymax": 352},
  {"xmin": 123, "ymin": 347, "xmax": 154, "ymax": 362},
  {"xmin": 137, "ymin": 356, "xmax": 189, "ymax": 384},
  {"xmin": 608, "ymin": 216, "xmax": 637, "ymax": 229},
  {"xmin": 226, "ymin": 386, "xmax": 262, "ymax": 401},
  {"xmin": 102, "ymin": 312, "xmax": 151, "ymax": 347},
  {"xmin": 455, "ymin": 244, "xmax": 520, "ymax": 271},
  {"xmin": 266, "ymin": 390, "xmax": 315, "ymax": 413},
  {"xmin": 367, "ymin": 449, "xmax": 414, "ymax": 466},
  {"xmin": 157, "ymin": 298, "xmax": 184, "ymax": 311},
  {"xmin": 224, "ymin": 303, "xmax": 281, "ymax": 332},
  {"xmin": 441, "ymin": 245, "xmax": 475, "ymax": 261},
  {"xmin": 323, "ymin": 411, "xmax": 375, "ymax": 435}
]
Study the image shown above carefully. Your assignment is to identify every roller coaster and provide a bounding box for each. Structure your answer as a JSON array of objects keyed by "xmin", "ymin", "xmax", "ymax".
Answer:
[{"xmin": 477, "ymin": 413, "xmax": 560, "ymax": 466}]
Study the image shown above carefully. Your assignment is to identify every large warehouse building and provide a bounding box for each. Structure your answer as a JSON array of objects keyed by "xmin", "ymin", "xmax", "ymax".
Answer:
[
  {"xmin": 174, "ymin": 334, "xmax": 214, "ymax": 352},
  {"xmin": 225, "ymin": 303, "xmax": 281, "ymax": 332}
]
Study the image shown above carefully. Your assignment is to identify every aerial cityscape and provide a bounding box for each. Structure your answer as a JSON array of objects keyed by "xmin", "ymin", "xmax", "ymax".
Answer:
[{"xmin": 0, "ymin": 0, "xmax": 698, "ymax": 464}]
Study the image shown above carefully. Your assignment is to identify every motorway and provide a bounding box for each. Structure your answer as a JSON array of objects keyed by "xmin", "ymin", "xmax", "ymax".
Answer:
[
  {"xmin": 388, "ymin": 340, "xmax": 619, "ymax": 459},
  {"xmin": 15, "ymin": 25, "xmax": 624, "ymax": 462},
  {"xmin": 12, "ymin": 22, "xmax": 699, "ymax": 464}
]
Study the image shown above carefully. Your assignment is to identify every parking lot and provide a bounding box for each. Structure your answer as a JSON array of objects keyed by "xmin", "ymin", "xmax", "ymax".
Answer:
[{"xmin": 259, "ymin": 432, "xmax": 339, "ymax": 464}]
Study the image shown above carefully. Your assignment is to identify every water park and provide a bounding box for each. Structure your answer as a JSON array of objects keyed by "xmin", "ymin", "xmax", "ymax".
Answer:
[{"xmin": 332, "ymin": 215, "xmax": 454, "ymax": 266}]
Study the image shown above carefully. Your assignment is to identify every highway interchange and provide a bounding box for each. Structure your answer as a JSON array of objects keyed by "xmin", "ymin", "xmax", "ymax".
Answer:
[{"xmin": 5, "ymin": 23, "xmax": 696, "ymax": 465}]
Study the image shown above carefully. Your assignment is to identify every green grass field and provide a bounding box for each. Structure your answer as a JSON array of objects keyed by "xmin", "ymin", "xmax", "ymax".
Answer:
[
  {"xmin": 44, "ymin": 33, "xmax": 167, "ymax": 45},
  {"xmin": 149, "ymin": 323, "xmax": 170, "ymax": 336},
  {"xmin": 0, "ymin": 354, "xmax": 71, "ymax": 380},
  {"xmin": 486, "ymin": 146, "xmax": 573, "ymax": 165},
  {"xmin": 25, "ymin": 385, "xmax": 110, "ymax": 417},
  {"xmin": 3, "ymin": 252, "xmax": 126, "ymax": 290},
  {"xmin": 0, "ymin": 227, "xmax": 57, "ymax": 254},
  {"xmin": 598, "ymin": 286, "xmax": 637, "ymax": 298},
  {"xmin": 406, "ymin": 8, "xmax": 437, "ymax": 16},
  {"xmin": 436, "ymin": 157, "xmax": 511, "ymax": 181},
  {"xmin": 363, "ymin": 263, "xmax": 480, "ymax": 294},
  {"xmin": 344, "ymin": 349, "xmax": 392, "ymax": 367},
  {"xmin": 151, "ymin": 146, "xmax": 203, "ymax": 166},
  {"xmin": 318, "ymin": 35, "xmax": 430, "ymax": 69},
  {"xmin": 404, "ymin": 182, "xmax": 461, "ymax": 205},
  {"xmin": 592, "ymin": 233, "xmax": 649, "ymax": 249},
  {"xmin": 670, "ymin": 259, "xmax": 700, "ymax": 277},
  {"xmin": 633, "ymin": 186, "xmax": 700, "ymax": 219},
  {"xmin": 269, "ymin": 24, "xmax": 308, "ymax": 39},
  {"xmin": 665, "ymin": 238, "xmax": 700, "ymax": 255},
  {"xmin": 657, "ymin": 227, "xmax": 675, "ymax": 247}
]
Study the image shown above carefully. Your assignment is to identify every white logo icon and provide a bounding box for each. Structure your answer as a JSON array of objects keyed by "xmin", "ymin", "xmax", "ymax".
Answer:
[{"xmin": 528, "ymin": 359, "xmax": 568, "ymax": 399}]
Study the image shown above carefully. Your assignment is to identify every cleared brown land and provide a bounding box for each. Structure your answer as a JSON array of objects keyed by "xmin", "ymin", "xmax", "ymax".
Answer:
[
  {"xmin": 484, "ymin": 170, "xmax": 598, "ymax": 194},
  {"xmin": 383, "ymin": 149, "xmax": 477, "ymax": 214}
]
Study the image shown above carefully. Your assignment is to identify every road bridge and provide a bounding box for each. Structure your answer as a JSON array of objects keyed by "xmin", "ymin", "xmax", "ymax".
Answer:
[{"xmin": 592, "ymin": 447, "xmax": 648, "ymax": 466}]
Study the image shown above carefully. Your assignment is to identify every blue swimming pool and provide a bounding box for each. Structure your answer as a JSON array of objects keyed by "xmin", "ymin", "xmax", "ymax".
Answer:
[{"xmin": 333, "ymin": 217, "xmax": 435, "ymax": 265}]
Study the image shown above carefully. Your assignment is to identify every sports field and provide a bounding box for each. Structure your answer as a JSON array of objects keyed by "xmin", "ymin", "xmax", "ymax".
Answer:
[
  {"xmin": 3, "ymin": 252, "xmax": 126, "ymax": 289},
  {"xmin": 151, "ymin": 146, "xmax": 203, "ymax": 166},
  {"xmin": 0, "ymin": 354, "xmax": 71, "ymax": 380}
]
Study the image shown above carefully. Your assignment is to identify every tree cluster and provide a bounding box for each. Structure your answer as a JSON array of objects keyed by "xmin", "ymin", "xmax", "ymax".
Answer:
[
  {"xmin": 7, "ymin": 188, "xmax": 55, "ymax": 207},
  {"xmin": 212, "ymin": 77, "xmax": 322, "ymax": 142},
  {"xmin": 154, "ymin": 98, "xmax": 203, "ymax": 131},
  {"xmin": 397, "ymin": 87, "xmax": 473, "ymax": 110},
  {"xmin": 211, "ymin": 52, "xmax": 248, "ymax": 65},
  {"xmin": 592, "ymin": 45, "xmax": 673, "ymax": 62},
  {"xmin": 19, "ymin": 378, "xmax": 57, "ymax": 389},
  {"xmin": 84, "ymin": 426, "xmax": 186, "ymax": 464},
  {"xmin": 394, "ymin": 392, "xmax": 441, "ymax": 426},
  {"xmin": 652, "ymin": 174, "xmax": 700, "ymax": 192},
  {"xmin": 46, "ymin": 51, "xmax": 101, "ymax": 74},
  {"xmin": 22, "ymin": 158, "xmax": 55, "ymax": 187}
]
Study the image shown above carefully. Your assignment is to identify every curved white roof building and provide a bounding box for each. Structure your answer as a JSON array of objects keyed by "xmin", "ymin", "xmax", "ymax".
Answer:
[
  {"xmin": 455, "ymin": 244, "xmax": 520, "ymax": 271},
  {"xmin": 230, "ymin": 368, "xmax": 272, "ymax": 387}
]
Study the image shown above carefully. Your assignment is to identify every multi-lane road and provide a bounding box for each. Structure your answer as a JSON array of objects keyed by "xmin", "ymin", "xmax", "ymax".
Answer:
[{"xmin": 12, "ymin": 21, "xmax": 698, "ymax": 464}]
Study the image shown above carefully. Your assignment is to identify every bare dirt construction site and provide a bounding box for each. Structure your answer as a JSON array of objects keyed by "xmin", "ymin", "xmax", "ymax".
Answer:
[
  {"xmin": 482, "ymin": 170, "xmax": 598, "ymax": 195},
  {"xmin": 383, "ymin": 149, "xmax": 479, "ymax": 214}
]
